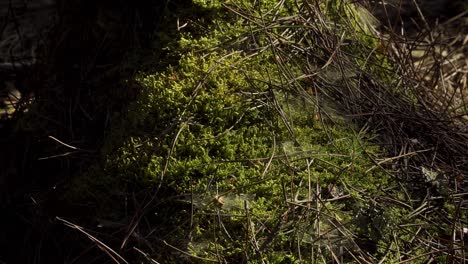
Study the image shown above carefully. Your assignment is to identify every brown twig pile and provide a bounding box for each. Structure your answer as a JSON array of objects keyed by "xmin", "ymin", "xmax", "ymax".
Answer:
[{"xmin": 243, "ymin": 0, "xmax": 468, "ymax": 190}]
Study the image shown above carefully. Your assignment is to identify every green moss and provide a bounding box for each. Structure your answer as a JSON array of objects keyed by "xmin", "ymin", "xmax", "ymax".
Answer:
[
  {"xmin": 92, "ymin": 48, "xmax": 397, "ymax": 260},
  {"xmin": 64, "ymin": 0, "xmax": 414, "ymax": 262}
]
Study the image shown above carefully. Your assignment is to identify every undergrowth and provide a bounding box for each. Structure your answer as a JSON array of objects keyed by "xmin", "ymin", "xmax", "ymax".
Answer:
[{"xmin": 61, "ymin": 0, "xmax": 467, "ymax": 263}]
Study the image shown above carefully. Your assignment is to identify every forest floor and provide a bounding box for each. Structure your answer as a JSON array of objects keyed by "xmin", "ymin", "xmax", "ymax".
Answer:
[{"xmin": 0, "ymin": 0, "xmax": 467, "ymax": 263}]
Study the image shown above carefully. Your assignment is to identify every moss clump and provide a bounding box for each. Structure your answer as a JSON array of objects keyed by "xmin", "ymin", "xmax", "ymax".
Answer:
[{"xmin": 65, "ymin": 1, "xmax": 412, "ymax": 262}]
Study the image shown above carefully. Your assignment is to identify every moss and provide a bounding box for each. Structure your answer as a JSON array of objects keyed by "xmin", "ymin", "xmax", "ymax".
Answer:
[
  {"xmin": 64, "ymin": 0, "xmax": 414, "ymax": 262},
  {"xmin": 95, "ymin": 51, "xmax": 396, "ymax": 260}
]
